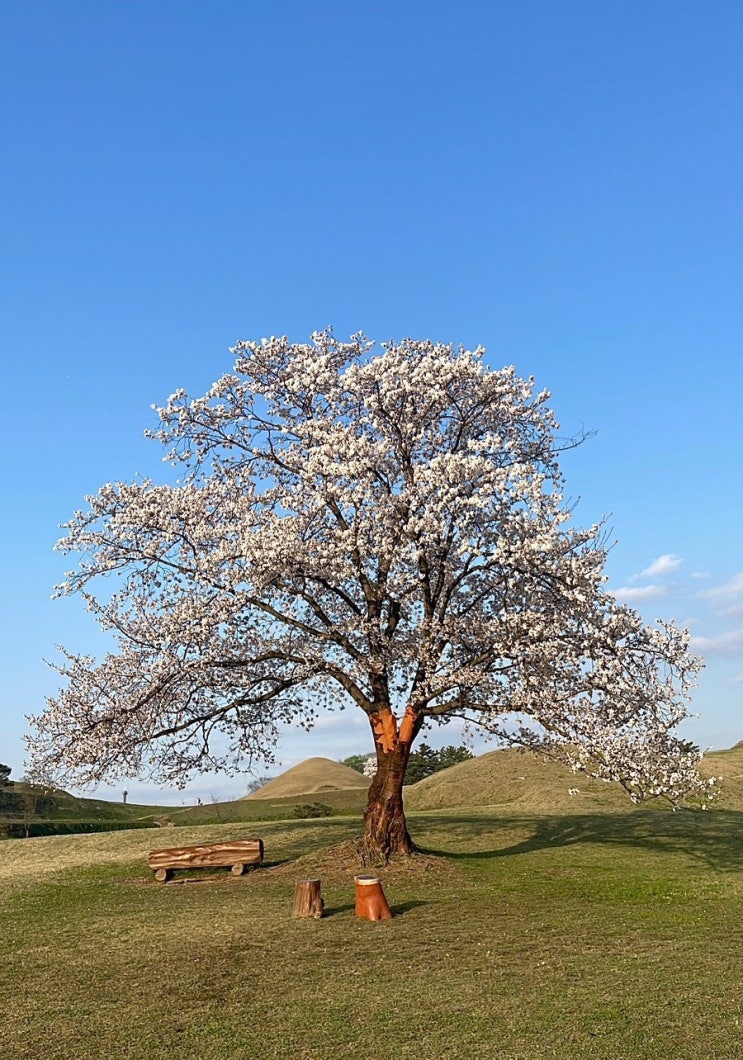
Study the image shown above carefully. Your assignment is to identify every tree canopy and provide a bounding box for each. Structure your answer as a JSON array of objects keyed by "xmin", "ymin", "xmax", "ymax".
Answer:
[{"xmin": 26, "ymin": 331, "xmax": 712, "ymax": 857}]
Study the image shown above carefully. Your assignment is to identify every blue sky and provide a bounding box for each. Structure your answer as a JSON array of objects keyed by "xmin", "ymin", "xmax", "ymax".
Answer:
[{"xmin": 1, "ymin": 1, "xmax": 741, "ymax": 804}]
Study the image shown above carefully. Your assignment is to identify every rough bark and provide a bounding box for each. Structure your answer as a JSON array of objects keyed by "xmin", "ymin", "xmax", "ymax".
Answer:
[
  {"xmin": 291, "ymin": 878, "xmax": 324, "ymax": 918},
  {"xmin": 147, "ymin": 838, "xmax": 264, "ymax": 876},
  {"xmin": 362, "ymin": 707, "xmax": 421, "ymax": 861}
]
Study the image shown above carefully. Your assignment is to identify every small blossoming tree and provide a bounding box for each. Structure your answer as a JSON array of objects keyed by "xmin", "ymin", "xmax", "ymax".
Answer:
[{"xmin": 27, "ymin": 331, "xmax": 711, "ymax": 859}]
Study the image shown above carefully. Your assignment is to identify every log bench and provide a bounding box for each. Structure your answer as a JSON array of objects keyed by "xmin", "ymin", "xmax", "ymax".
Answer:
[{"xmin": 148, "ymin": 838, "xmax": 264, "ymax": 882}]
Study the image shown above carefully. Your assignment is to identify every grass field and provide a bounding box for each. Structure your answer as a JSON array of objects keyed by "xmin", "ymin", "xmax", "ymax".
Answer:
[
  {"xmin": 0, "ymin": 779, "xmax": 369, "ymax": 836},
  {"xmin": 2, "ymin": 804, "xmax": 742, "ymax": 1059}
]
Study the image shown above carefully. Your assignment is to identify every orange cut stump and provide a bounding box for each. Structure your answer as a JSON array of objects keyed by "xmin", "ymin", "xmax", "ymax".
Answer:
[{"xmin": 354, "ymin": 874, "xmax": 393, "ymax": 920}]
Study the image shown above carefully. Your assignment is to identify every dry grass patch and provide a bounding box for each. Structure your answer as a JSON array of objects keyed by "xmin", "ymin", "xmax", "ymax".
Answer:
[{"xmin": 259, "ymin": 836, "xmax": 461, "ymax": 885}]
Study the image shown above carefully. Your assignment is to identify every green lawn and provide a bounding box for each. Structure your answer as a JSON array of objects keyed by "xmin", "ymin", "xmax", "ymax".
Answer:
[{"xmin": 1, "ymin": 808, "xmax": 741, "ymax": 1059}]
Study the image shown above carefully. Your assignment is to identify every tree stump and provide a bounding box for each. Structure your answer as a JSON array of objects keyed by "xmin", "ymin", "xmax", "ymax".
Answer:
[
  {"xmin": 354, "ymin": 874, "xmax": 393, "ymax": 920},
  {"xmin": 292, "ymin": 878, "xmax": 324, "ymax": 919}
]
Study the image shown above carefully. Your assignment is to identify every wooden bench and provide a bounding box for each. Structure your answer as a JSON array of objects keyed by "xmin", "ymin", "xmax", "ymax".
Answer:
[{"xmin": 148, "ymin": 838, "xmax": 264, "ymax": 882}]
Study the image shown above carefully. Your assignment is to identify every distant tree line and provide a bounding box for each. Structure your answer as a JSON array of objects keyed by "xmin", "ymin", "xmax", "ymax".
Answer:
[
  {"xmin": 342, "ymin": 743, "xmax": 474, "ymax": 786},
  {"xmin": 245, "ymin": 774, "xmax": 276, "ymax": 795},
  {"xmin": 0, "ymin": 767, "xmax": 59, "ymax": 835}
]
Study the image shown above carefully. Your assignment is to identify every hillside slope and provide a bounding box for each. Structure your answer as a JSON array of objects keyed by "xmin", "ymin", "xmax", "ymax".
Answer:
[
  {"xmin": 241, "ymin": 757, "xmax": 368, "ymax": 800},
  {"xmin": 404, "ymin": 743, "xmax": 743, "ymax": 813},
  {"xmin": 698, "ymin": 740, "xmax": 743, "ymax": 808}
]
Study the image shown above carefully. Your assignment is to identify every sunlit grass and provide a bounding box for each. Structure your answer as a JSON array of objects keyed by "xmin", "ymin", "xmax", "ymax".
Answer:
[{"xmin": 2, "ymin": 807, "xmax": 742, "ymax": 1058}]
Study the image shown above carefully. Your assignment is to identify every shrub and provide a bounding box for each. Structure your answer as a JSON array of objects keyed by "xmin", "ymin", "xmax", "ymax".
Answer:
[{"xmin": 292, "ymin": 802, "xmax": 333, "ymax": 819}]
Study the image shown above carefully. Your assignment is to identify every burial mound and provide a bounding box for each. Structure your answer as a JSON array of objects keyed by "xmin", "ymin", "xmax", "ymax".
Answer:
[{"xmin": 241, "ymin": 757, "xmax": 368, "ymax": 800}]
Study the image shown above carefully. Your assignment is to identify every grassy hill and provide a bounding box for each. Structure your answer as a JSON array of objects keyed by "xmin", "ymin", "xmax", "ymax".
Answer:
[
  {"xmin": 241, "ymin": 757, "xmax": 368, "ymax": 799},
  {"xmin": 167, "ymin": 785, "xmax": 368, "ymax": 827},
  {"xmin": 0, "ymin": 781, "xmax": 172, "ymax": 838},
  {"xmin": 0, "ymin": 764, "xmax": 370, "ymax": 838},
  {"xmin": 698, "ymin": 740, "xmax": 743, "ymax": 807},
  {"xmin": 404, "ymin": 742, "xmax": 743, "ymax": 813},
  {"xmin": 4, "ymin": 741, "xmax": 739, "ymax": 840}
]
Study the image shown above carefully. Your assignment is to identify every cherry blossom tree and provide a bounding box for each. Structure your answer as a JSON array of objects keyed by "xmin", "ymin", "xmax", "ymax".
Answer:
[{"xmin": 27, "ymin": 331, "xmax": 712, "ymax": 859}]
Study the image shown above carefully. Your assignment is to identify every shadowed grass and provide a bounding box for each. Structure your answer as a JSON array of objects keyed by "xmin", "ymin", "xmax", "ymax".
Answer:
[{"xmin": 1, "ymin": 808, "xmax": 742, "ymax": 1058}]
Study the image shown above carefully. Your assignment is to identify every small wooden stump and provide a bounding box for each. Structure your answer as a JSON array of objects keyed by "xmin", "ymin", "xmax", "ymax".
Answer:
[
  {"xmin": 148, "ymin": 838, "xmax": 264, "ymax": 882},
  {"xmin": 354, "ymin": 874, "xmax": 393, "ymax": 921},
  {"xmin": 292, "ymin": 878, "xmax": 324, "ymax": 919}
]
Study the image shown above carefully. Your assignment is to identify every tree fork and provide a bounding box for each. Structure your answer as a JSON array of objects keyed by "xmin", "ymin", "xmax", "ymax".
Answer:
[{"xmin": 362, "ymin": 707, "xmax": 421, "ymax": 861}]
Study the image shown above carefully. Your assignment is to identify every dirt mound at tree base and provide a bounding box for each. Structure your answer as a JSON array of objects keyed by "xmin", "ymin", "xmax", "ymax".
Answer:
[
  {"xmin": 241, "ymin": 757, "xmax": 368, "ymax": 800},
  {"xmin": 258, "ymin": 837, "xmax": 461, "ymax": 885}
]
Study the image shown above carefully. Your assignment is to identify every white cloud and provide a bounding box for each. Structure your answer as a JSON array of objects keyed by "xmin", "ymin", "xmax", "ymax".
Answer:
[
  {"xmin": 689, "ymin": 628, "xmax": 743, "ymax": 659},
  {"xmin": 614, "ymin": 584, "xmax": 666, "ymax": 603},
  {"xmin": 701, "ymin": 573, "xmax": 743, "ymax": 613},
  {"xmin": 733, "ymin": 674, "xmax": 743, "ymax": 685},
  {"xmin": 307, "ymin": 712, "xmax": 368, "ymax": 732},
  {"xmin": 640, "ymin": 554, "xmax": 682, "ymax": 578}
]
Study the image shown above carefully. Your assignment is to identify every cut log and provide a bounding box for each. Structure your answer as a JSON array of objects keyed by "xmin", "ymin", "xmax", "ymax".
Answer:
[
  {"xmin": 148, "ymin": 838, "xmax": 264, "ymax": 881},
  {"xmin": 292, "ymin": 878, "xmax": 324, "ymax": 919},
  {"xmin": 354, "ymin": 874, "xmax": 393, "ymax": 921}
]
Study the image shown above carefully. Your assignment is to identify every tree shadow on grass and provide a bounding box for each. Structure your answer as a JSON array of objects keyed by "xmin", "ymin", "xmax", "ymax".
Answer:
[
  {"xmin": 317, "ymin": 903, "xmax": 423, "ymax": 920},
  {"xmin": 322, "ymin": 898, "xmax": 427, "ymax": 918},
  {"xmin": 322, "ymin": 902, "xmax": 356, "ymax": 917},
  {"xmin": 390, "ymin": 899, "xmax": 428, "ymax": 916},
  {"xmin": 417, "ymin": 809, "xmax": 743, "ymax": 873}
]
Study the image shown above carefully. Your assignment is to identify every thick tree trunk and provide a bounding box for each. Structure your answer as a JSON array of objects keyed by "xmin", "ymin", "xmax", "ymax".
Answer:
[{"xmin": 362, "ymin": 707, "xmax": 421, "ymax": 861}]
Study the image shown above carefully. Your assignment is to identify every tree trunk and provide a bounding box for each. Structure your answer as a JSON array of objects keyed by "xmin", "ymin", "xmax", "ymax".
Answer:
[{"xmin": 362, "ymin": 723, "xmax": 417, "ymax": 861}]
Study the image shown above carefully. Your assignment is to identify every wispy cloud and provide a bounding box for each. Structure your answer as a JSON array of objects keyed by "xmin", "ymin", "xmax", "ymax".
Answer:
[
  {"xmin": 309, "ymin": 712, "xmax": 368, "ymax": 732},
  {"xmin": 701, "ymin": 573, "xmax": 743, "ymax": 614},
  {"xmin": 689, "ymin": 628, "xmax": 743, "ymax": 659},
  {"xmin": 614, "ymin": 584, "xmax": 667, "ymax": 603},
  {"xmin": 639, "ymin": 553, "xmax": 682, "ymax": 579}
]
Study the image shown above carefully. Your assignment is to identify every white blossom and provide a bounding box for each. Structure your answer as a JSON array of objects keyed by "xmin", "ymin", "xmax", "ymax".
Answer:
[{"xmin": 25, "ymin": 330, "xmax": 712, "ymax": 807}]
